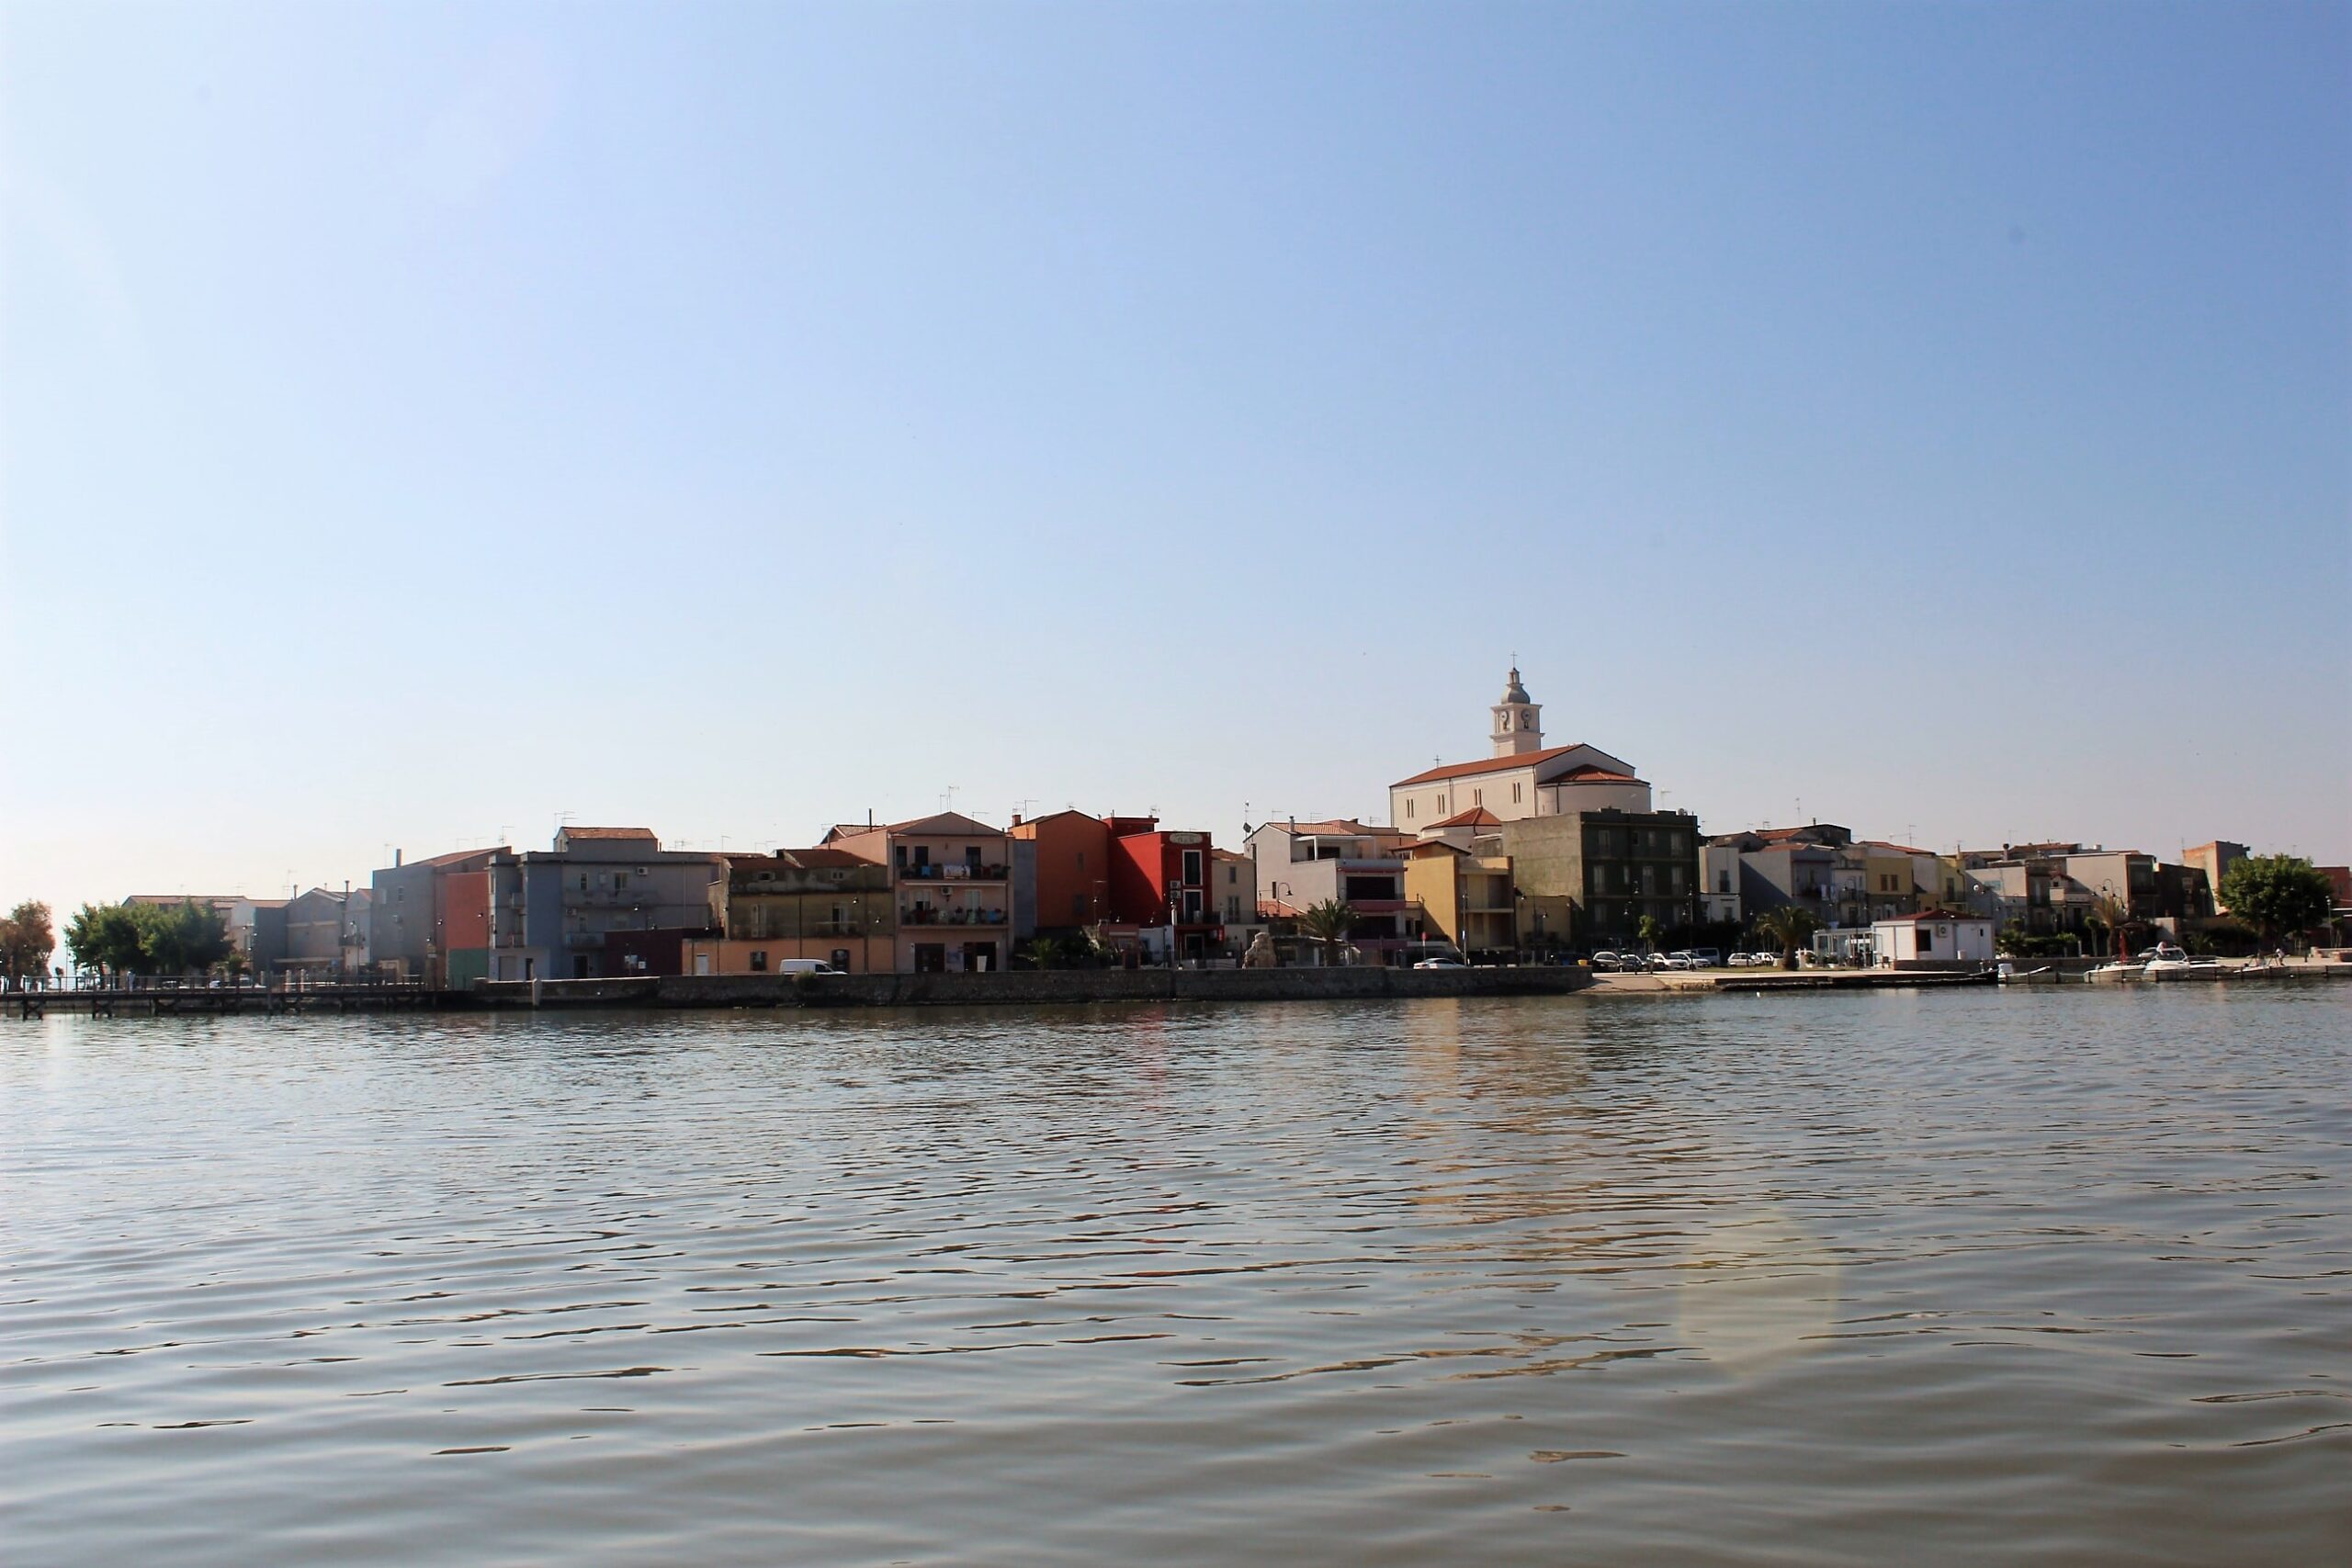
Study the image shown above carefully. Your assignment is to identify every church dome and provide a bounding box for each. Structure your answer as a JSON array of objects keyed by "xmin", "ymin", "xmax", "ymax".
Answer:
[{"xmin": 1499, "ymin": 666, "xmax": 1531, "ymax": 705}]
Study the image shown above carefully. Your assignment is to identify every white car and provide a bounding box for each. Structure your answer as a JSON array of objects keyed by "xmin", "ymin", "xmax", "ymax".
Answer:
[
  {"xmin": 1589, "ymin": 951, "xmax": 1623, "ymax": 971},
  {"xmin": 1413, "ymin": 957, "xmax": 1467, "ymax": 970}
]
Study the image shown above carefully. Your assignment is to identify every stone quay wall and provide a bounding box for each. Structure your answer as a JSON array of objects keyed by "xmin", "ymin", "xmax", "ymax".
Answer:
[{"xmin": 472, "ymin": 965, "xmax": 1595, "ymax": 1010}]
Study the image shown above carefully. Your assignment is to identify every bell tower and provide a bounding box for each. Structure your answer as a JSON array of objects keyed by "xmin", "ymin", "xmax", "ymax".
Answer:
[{"xmin": 1491, "ymin": 664, "xmax": 1544, "ymax": 757}]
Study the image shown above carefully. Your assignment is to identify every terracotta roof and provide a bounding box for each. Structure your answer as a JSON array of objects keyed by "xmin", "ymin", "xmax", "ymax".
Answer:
[
  {"xmin": 414, "ymin": 845, "xmax": 507, "ymax": 868},
  {"xmin": 560, "ymin": 827, "xmax": 658, "ymax": 841},
  {"xmin": 886, "ymin": 810, "xmax": 1002, "ymax": 837},
  {"xmin": 1267, "ymin": 818, "xmax": 1382, "ymax": 837},
  {"xmin": 1211, "ymin": 848, "xmax": 1254, "ymax": 863},
  {"xmin": 1393, "ymin": 744, "xmax": 1589, "ymax": 787},
  {"xmin": 782, "ymin": 848, "xmax": 872, "ymax": 870},
  {"xmin": 1430, "ymin": 807, "xmax": 1502, "ymax": 829},
  {"xmin": 1557, "ymin": 766, "xmax": 1643, "ymax": 784},
  {"xmin": 1859, "ymin": 840, "xmax": 1935, "ymax": 856},
  {"xmin": 1259, "ymin": 898, "xmax": 1306, "ymax": 920}
]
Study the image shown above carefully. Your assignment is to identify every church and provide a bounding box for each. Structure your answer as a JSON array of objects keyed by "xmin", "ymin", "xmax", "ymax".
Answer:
[{"xmin": 1388, "ymin": 668, "xmax": 1654, "ymax": 829}]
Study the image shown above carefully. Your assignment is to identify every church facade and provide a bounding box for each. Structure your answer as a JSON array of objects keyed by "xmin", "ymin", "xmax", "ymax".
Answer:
[{"xmin": 1387, "ymin": 668, "xmax": 1654, "ymax": 829}]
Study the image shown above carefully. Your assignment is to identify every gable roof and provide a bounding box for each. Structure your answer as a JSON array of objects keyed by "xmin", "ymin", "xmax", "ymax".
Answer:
[
  {"xmin": 1264, "ymin": 818, "xmax": 1382, "ymax": 837},
  {"xmin": 1391, "ymin": 742, "xmax": 1640, "ymax": 789},
  {"xmin": 1557, "ymin": 766, "xmax": 1643, "ymax": 784},
  {"xmin": 560, "ymin": 826, "xmax": 659, "ymax": 842},
  {"xmin": 1393, "ymin": 744, "xmax": 1586, "ymax": 787},
  {"xmin": 1430, "ymin": 807, "xmax": 1502, "ymax": 829},
  {"xmin": 416, "ymin": 845, "xmax": 507, "ymax": 868},
  {"xmin": 886, "ymin": 810, "xmax": 1002, "ymax": 837}
]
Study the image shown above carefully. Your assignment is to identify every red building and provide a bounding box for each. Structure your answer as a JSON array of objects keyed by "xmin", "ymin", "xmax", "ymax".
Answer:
[
  {"xmin": 1103, "ymin": 817, "xmax": 1220, "ymax": 963},
  {"xmin": 1013, "ymin": 810, "xmax": 1221, "ymax": 961}
]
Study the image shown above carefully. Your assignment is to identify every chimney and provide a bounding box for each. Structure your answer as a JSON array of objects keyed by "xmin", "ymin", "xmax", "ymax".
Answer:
[
  {"xmin": 1012, "ymin": 813, "xmax": 1023, "ymax": 827},
  {"xmin": 394, "ymin": 849, "xmax": 403, "ymax": 867}
]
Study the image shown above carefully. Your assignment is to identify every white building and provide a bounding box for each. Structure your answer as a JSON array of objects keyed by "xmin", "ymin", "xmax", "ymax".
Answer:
[
  {"xmin": 1698, "ymin": 840, "xmax": 1743, "ymax": 924},
  {"xmin": 1871, "ymin": 911, "xmax": 1996, "ymax": 966},
  {"xmin": 1387, "ymin": 667, "xmax": 1651, "ymax": 829}
]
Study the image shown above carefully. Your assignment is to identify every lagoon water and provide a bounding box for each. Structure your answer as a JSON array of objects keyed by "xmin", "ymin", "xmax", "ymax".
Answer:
[{"xmin": 4, "ymin": 989, "xmax": 2347, "ymax": 1565}]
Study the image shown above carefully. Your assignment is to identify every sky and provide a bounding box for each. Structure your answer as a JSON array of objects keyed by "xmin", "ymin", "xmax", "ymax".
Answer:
[{"xmin": 3, "ymin": 0, "xmax": 2346, "ymax": 919}]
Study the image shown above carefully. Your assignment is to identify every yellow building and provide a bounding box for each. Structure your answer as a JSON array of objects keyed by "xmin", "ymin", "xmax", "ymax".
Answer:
[{"xmin": 1401, "ymin": 811, "xmax": 1518, "ymax": 959}]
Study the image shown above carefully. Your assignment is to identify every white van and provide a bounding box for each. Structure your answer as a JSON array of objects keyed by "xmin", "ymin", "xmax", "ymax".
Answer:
[{"xmin": 775, "ymin": 959, "xmax": 839, "ymax": 976}]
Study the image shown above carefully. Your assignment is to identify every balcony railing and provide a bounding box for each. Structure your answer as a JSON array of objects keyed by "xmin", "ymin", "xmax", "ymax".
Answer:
[
  {"xmin": 897, "ymin": 863, "xmax": 1010, "ymax": 883},
  {"xmin": 900, "ymin": 908, "xmax": 1009, "ymax": 927}
]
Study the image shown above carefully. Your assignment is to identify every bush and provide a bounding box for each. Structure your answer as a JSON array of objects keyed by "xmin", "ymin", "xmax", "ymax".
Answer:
[
  {"xmin": 2184, "ymin": 921, "xmax": 2259, "ymax": 958},
  {"xmin": 1996, "ymin": 924, "xmax": 2081, "ymax": 958}
]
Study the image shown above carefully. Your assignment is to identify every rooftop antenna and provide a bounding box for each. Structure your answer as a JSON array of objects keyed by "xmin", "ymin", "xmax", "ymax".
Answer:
[{"xmin": 941, "ymin": 784, "xmax": 958, "ymax": 812}]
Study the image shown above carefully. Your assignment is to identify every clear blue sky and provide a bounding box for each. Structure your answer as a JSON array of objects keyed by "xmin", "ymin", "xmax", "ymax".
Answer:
[{"xmin": 4, "ymin": 1, "xmax": 2346, "ymax": 915}]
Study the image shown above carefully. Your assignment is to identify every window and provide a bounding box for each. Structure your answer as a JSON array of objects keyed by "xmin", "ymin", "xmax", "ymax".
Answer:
[
  {"xmin": 1183, "ymin": 850, "xmax": 1204, "ymax": 886},
  {"xmin": 1474, "ymin": 788, "xmax": 1484, "ymax": 806},
  {"xmin": 1916, "ymin": 929, "xmax": 1934, "ymax": 953},
  {"xmin": 1512, "ymin": 782, "xmax": 1522, "ymax": 804},
  {"xmin": 750, "ymin": 951, "xmax": 768, "ymax": 972},
  {"xmin": 1717, "ymin": 871, "xmax": 1731, "ymax": 893},
  {"xmin": 616, "ymin": 872, "xmax": 629, "ymax": 890},
  {"xmin": 579, "ymin": 874, "xmax": 589, "ymax": 892},
  {"xmin": 1406, "ymin": 799, "xmax": 1415, "ymax": 819}
]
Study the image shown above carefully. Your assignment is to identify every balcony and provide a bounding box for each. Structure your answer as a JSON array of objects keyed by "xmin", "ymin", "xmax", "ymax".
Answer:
[
  {"xmin": 896, "ymin": 863, "xmax": 1010, "ymax": 884},
  {"xmin": 899, "ymin": 908, "xmax": 1009, "ymax": 927}
]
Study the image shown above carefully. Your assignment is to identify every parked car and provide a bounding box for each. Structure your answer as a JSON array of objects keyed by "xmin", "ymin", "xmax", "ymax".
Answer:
[
  {"xmin": 1661, "ymin": 951, "xmax": 1700, "ymax": 970},
  {"xmin": 1413, "ymin": 956, "xmax": 1467, "ymax": 970},
  {"xmin": 1727, "ymin": 951, "xmax": 1766, "ymax": 967},
  {"xmin": 1691, "ymin": 948, "xmax": 1722, "ymax": 967}
]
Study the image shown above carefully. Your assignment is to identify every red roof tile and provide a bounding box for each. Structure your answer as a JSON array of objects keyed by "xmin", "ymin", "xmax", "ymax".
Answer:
[
  {"xmin": 1392, "ymin": 745, "xmax": 1589, "ymax": 787},
  {"xmin": 1430, "ymin": 807, "xmax": 1503, "ymax": 829}
]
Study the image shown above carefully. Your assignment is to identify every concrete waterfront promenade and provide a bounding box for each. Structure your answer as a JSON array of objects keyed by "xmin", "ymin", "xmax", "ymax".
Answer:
[{"xmin": 480, "ymin": 964, "xmax": 1598, "ymax": 1010}]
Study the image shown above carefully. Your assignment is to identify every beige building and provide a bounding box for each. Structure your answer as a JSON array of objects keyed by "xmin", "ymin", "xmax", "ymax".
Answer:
[
  {"xmin": 2184, "ymin": 841, "xmax": 2249, "ymax": 911},
  {"xmin": 825, "ymin": 812, "xmax": 1012, "ymax": 974},
  {"xmin": 1401, "ymin": 812, "xmax": 1517, "ymax": 959},
  {"xmin": 1388, "ymin": 668, "xmax": 1649, "ymax": 829}
]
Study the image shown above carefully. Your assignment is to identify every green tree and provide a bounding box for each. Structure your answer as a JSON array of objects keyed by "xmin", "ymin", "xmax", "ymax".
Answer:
[
  {"xmin": 120, "ymin": 899, "xmax": 232, "ymax": 977},
  {"xmin": 2217, "ymin": 855, "xmax": 2335, "ymax": 951},
  {"xmin": 1023, "ymin": 937, "xmax": 1061, "ymax": 970},
  {"xmin": 0, "ymin": 900, "xmax": 57, "ymax": 984},
  {"xmin": 1635, "ymin": 913, "xmax": 1663, "ymax": 953},
  {"xmin": 1296, "ymin": 898, "xmax": 1358, "ymax": 967},
  {"xmin": 1754, "ymin": 906, "xmax": 1821, "ymax": 971},
  {"xmin": 65, "ymin": 903, "xmax": 145, "ymax": 981}
]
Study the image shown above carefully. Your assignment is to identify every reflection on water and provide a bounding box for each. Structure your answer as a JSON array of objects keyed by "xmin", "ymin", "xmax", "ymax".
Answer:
[{"xmin": 3, "ymin": 989, "xmax": 2347, "ymax": 1565}]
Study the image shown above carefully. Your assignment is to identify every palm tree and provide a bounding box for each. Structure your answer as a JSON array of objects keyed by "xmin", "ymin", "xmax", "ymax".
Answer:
[
  {"xmin": 1297, "ymin": 898, "xmax": 1358, "ymax": 968},
  {"xmin": 1754, "ymin": 906, "xmax": 1821, "ymax": 971},
  {"xmin": 2088, "ymin": 892, "xmax": 2137, "ymax": 958}
]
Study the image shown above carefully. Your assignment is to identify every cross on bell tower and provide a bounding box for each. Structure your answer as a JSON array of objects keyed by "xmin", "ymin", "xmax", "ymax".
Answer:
[{"xmin": 1491, "ymin": 661, "xmax": 1544, "ymax": 757}]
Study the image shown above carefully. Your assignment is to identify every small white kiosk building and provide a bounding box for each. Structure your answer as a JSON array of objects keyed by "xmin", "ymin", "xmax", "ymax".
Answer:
[{"xmin": 1871, "ymin": 910, "xmax": 1996, "ymax": 967}]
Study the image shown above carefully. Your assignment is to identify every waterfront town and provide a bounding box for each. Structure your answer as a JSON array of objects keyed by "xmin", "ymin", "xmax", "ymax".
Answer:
[{"xmin": 6, "ymin": 668, "xmax": 2346, "ymax": 988}]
